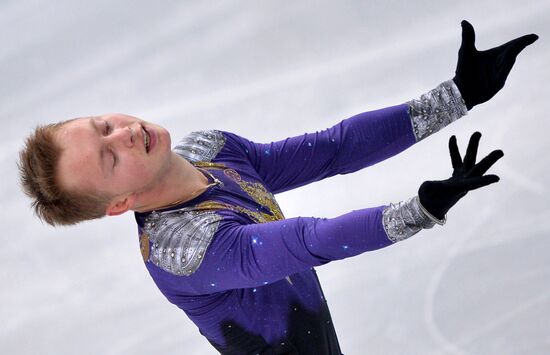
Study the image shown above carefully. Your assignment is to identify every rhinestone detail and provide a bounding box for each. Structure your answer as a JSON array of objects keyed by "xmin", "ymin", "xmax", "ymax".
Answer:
[
  {"xmin": 173, "ymin": 129, "xmax": 226, "ymax": 162},
  {"xmin": 407, "ymin": 80, "xmax": 468, "ymax": 142},
  {"xmin": 382, "ymin": 195, "xmax": 437, "ymax": 243},
  {"xmin": 143, "ymin": 208, "xmax": 222, "ymax": 276}
]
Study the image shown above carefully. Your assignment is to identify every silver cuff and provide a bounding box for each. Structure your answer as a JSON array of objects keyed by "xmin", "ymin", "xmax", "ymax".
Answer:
[
  {"xmin": 382, "ymin": 195, "xmax": 438, "ymax": 243},
  {"xmin": 416, "ymin": 196, "xmax": 447, "ymax": 226},
  {"xmin": 407, "ymin": 80, "xmax": 468, "ymax": 142}
]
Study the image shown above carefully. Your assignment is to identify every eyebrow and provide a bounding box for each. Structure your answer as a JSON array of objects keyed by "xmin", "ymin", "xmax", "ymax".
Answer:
[{"xmin": 89, "ymin": 118, "xmax": 108, "ymax": 177}]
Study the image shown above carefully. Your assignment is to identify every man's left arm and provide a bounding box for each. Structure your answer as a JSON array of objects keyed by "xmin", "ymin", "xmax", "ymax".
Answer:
[
  {"xmin": 221, "ymin": 21, "xmax": 537, "ymax": 195},
  {"xmin": 221, "ymin": 79, "xmax": 465, "ymax": 195}
]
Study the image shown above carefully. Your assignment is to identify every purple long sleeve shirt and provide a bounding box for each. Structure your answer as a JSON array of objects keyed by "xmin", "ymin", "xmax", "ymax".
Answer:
[{"xmin": 134, "ymin": 81, "xmax": 467, "ymax": 354}]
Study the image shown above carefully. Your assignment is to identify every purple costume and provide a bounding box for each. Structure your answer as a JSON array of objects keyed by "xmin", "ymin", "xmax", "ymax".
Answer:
[{"xmin": 134, "ymin": 80, "xmax": 468, "ymax": 354}]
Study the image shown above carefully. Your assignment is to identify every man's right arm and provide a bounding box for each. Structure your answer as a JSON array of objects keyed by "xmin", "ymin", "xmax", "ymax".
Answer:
[{"xmin": 175, "ymin": 196, "xmax": 436, "ymax": 294}]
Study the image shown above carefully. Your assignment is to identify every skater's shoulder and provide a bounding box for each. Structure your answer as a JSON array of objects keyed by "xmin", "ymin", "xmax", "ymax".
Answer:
[
  {"xmin": 138, "ymin": 207, "xmax": 225, "ymax": 276},
  {"xmin": 173, "ymin": 129, "xmax": 227, "ymax": 163}
]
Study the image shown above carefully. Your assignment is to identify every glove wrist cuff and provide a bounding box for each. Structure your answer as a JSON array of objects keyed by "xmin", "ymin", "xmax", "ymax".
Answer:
[
  {"xmin": 407, "ymin": 80, "xmax": 469, "ymax": 142},
  {"xmin": 382, "ymin": 195, "xmax": 443, "ymax": 244},
  {"xmin": 415, "ymin": 195, "xmax": 447, "ymax": 225}
]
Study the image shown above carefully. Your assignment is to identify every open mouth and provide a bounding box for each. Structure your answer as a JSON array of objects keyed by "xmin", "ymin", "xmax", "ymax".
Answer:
[{"xmin": 142, "ymin": 125, "xmax": 150, "ymax": 153}]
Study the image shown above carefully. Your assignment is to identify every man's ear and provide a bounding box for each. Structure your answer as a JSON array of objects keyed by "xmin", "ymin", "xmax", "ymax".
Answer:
[{"xmin": 105, "ymin": 194, "xmax": 137, "ymax": 216}]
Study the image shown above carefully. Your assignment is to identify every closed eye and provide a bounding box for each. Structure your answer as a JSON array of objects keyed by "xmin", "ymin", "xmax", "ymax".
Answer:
[{"xmin": 104, "ymin": 121, "xmax": 116, "ymax": 168}]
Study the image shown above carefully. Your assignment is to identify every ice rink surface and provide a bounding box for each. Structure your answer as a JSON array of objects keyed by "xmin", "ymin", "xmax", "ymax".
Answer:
[{"xmin": 2, "ymin": 1, "xmax": 549, "ymax": 354}]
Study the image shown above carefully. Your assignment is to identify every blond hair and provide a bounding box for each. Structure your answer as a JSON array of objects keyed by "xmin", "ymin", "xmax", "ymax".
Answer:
[{"xmin": 18, "ymin": 119, "xmax": 111, "ymax": 226}]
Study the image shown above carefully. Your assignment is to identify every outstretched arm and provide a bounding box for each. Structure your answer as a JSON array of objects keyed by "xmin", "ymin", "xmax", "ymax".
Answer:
[
  {"xmin": 179, "ymin": 132, "xmax": 503, "ymax": 294},
  {"xmin": 187, "ymin": 202, "xmax": 428, "ymax": 293},
  {"xmin": 221, "ymin": 20, "xmax": 536, "ymax": 195},
  {"xmin": 147, "ymin": 132, "xmax": 503, "ymax": 294},
  {"xmin": 221, "ymin": 79, "xmax": 467, "ymax": 194}
]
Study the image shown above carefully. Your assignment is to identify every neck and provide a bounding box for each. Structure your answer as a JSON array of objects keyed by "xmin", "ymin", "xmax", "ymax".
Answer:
[{"xmin": 132, "ymin": 153, "xmax": 208, "ymax": 213}]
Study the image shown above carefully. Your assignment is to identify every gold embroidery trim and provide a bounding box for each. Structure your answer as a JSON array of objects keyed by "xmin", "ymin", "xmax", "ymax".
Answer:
[
  {"xmin": 191, "ymin": 161, "xmax": 228, "ymax": 170},
  {"xmin": 140, "ymin": 233, "xmax": 150, "ymax": 262},
  {"xmin": 195, "ymin": 200, "xmax": 278, "ymax": 224},
  {"xmin": 188, "ymin": 161, "xmax": 292, "ymax": 284},
  {"xmin": 191, "ymin": 161, "xmax": 285, "ymax": 222},
  {"xmin": 235, "ymin": 179, "xmax": 285, "ymax": 220}
]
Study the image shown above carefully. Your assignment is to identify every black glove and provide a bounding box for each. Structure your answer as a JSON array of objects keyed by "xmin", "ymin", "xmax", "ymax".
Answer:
[
  {"xmin": 452, "ymin": 20, "xmax": 539, "ymax": 110},
  {"xmin": 418, "ymin": 132, "xmax": 504, "ymax": 220}
]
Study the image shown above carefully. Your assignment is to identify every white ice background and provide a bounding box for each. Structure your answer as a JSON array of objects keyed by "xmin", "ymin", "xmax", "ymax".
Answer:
[{"xmin": 1, "ymin": 1, "xmax": 549, "ymax": 354}]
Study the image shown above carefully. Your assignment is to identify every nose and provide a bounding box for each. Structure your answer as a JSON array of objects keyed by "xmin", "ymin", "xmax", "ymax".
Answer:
[{"xmin": 108, "ymin": 124, "xmax": 137, "ymax": 149}]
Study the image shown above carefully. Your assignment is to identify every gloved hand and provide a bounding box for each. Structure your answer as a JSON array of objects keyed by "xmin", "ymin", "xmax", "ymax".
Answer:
[
  {"xmin": 418, "ymin": 132, "xmax": 504, "ymax": 220},
  {"xmin": 452, "ymin": 20, "xmax": 539, "ymax": 110}
]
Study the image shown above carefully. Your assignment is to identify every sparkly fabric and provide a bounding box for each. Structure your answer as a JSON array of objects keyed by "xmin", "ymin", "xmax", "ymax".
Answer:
[
  {"xmin": 407, "ymin": 80, "xmax": 468, "ymax": 142},
  {"xmin": 142, "ymin": 209, "xmax": 223, "ymax": 275},
  {"xmin": 194, "ymin": 199, "xmax": 279, "ymax": 224},
  {"xmin": 141, "ymin": 153, "xmax": 287, "ymax": 277},
  {"xmin": 133, "ymin": 97, "xmax": 451, "ymax": 354},
  {"xmin": 381, "ymin": 195, "xmax": 436, "ymax": 243},
  {"xmin": 173, "ymin": 129, "xmax": 226, "ymax": 162},
  {"xmin": 192, "ymin": 161, "xmax": 285, "ymax": 222}
]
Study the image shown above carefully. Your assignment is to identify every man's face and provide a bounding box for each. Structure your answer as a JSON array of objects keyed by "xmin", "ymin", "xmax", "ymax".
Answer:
[{"xmin": 56, "ymin": 113, "xmax": 172, "ymax": 209}]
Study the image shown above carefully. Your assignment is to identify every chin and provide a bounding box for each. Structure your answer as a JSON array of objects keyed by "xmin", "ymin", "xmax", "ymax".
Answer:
[{"xmin": 159, "ymin": 126, "xmax": 171, "ymax": 149}]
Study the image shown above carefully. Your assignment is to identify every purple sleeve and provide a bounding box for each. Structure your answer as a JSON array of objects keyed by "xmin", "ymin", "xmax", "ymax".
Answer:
[
  {"xmin": 220, "ymin": 104, "xmax": 415, "ymax": 194},
  {"xmin": 190, "ymin": 206, "xmax": 390, "ymax": 292}
]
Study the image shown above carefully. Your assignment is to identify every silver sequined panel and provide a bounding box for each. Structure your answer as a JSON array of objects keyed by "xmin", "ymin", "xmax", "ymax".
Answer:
[
  {"xmin": 143, "ymin": 208, "xmax": 223, "ymax": 276},
  {"xmin": 173, "ymin": 129, "xmax": 226, "ymax": 162},
  {"xmin": 382, "ymin": 195, "xmax": 436, "ymax": 243},
  {"xmin": 407, "ymin": 80, "xmax": 468, "ymax": 142}
]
